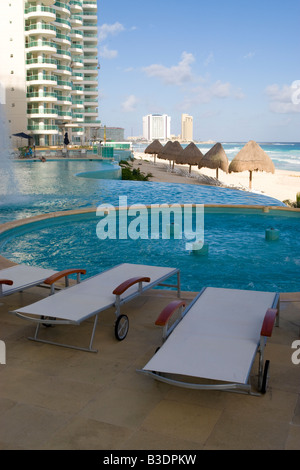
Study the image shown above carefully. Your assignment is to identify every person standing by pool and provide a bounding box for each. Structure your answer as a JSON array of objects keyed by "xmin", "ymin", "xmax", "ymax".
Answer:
[{"xmin": 64, "ymin": 132, "xmax": 70, "ymax": 157}]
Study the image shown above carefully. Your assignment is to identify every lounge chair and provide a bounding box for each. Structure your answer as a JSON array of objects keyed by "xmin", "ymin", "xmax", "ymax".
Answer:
[
  {"xmin": 139, "ymin": 287, "xmax": 280, "ymax": 396},
  {"xmin": 0, "ymin": 264, "xmax": 85, "ymax": 298},
  {"xmin": 10, "ymin": 263, "xmax": 180, "ymax": 352}
]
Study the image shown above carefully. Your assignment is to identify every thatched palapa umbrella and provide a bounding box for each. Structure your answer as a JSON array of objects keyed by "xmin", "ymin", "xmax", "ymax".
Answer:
[
  {"xmin": 228, "ymin": 140, "xmax": 275, "ymax": 189},
  {"xmin": 199, "ymin": 142, "xmax": 228, "ymax": 179},
  {"xmin": 158, "ymin": 140, "xmax": 182, "ymax": 169},
  {"xmin": 176, "ymin": 142, "xmax": 204, "ymax": 174},
  {"xmin": 144, "ymin": 139, "xmax": 163, "ymax": 164}
]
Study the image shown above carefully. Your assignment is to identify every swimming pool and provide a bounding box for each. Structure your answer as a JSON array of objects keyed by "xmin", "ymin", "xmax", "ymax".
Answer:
[
  {"xmin": 1, "ymin": 159, "xmax": 298, "ymax": 293},
  {"xmin": 0, "ymin": 206, "xmax": 299, "ymax": 293},
  {"xmin": 0, "ymin": 159, "xmax": 285, "ymax": 225}
]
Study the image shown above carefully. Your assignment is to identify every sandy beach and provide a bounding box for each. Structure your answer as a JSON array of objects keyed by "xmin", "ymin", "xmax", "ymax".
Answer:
[{"xmin": 132, "ymin": 152, "xmax": 300, "ymax": 204}]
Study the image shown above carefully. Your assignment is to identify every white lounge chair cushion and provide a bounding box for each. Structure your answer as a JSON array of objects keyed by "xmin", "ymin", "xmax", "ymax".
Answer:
[
  {"xmin": 0, "ymin": 265, "xmax": 57, "ymax": 296},
  {"xmin": 143, "ymin": 287, "xmax": 277, "ymax": 385},
  {"xmin": 12, "ymin": 263, "xmax": 178, "ymax": 324}
]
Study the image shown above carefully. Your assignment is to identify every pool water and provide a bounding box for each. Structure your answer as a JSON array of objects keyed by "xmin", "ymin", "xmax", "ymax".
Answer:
[
  {"xmin": 0, "ymin": 160, "xmax": 285, "ymax": 225},
  {"xmin": 1, "ymin": 160, "xmax": 298, "ymax": 293},
  {"xmin": 0, "ymin": 208, "xmax": 299, "ymax": 293}
]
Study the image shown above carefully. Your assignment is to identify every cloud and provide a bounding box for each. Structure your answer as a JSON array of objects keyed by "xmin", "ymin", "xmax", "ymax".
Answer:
[
  {"xmin": 244, "ymin": 51, "xmax": 255, "ymax": 59},
  {"xmin": 265, "ymin": 82, "xmax": 300, "ymax": 113},
  {"xmin": 121, "ymin": 95, "xmax": 138, "ymax": 112},
  {"xmin": 143, "ymin": 52, "xmax": 195, "ymax": 86},
  {"xmin": 98, "ymin": 22, "xmax": 125, "ymax": 41},
  {"xmin": 204, "ymin": 52, "xmax": 214, "ymax": 67},
  {"xmin": 99, "ymin": 45, "xmax": 118, "ymax": 59}
]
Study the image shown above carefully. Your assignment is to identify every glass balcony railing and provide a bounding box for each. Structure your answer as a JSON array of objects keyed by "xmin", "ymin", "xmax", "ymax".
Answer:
[
  {"xmin": 26, "ymin": 58, "xmax": 57, "ymax": 65},
  {"xmin": 25, "ymin": 6, "xmax": 56, "ymax": 15},
  {"xmin": 54, "ymin": 49, "xmax": 72, "ymax": 57},
  {"xmin": 27, "ymin": 108, "xmax": 58, "ymax": 115},
  {"xmin": 25, "ymin": 24, "xmax": 56, "ymax": 32},
  {"xmin": 28, "ymin": 125, "xmax": 59, "ymax": 131},
  {"xmin": 26, "ymin": 40, "xmax": 56, "ymax": 49},
  {"xmin": 54, "ymin": 1, "xmax": 71, "ymax": 11},
  {"xmin": 26, "ymin": 74, "xmax": 57, "ymax": 82},
  {"xmin": 27, "ymin": 92, "xmax": 57, "ymax": 99}
]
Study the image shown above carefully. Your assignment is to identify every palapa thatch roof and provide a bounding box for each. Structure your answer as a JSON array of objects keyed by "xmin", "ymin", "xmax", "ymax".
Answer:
[
  {"xmin": 144, "ymin": 139, "xmax": 164, "ymax": 155},
  {"xmin": 228, "ymin": 140, "xmax": 275, "ymax": 188},
  {"xmin": 158, "ymin": 141, "xmax": 183, "ymax": 168},
  {"xmin": 176, "ymin": 142, "xmax": 204, "ymax": 173},
  {"xmin": 199, "ymin": 143, "xmax": 228, "ymax": 175},
  {"xmin": 157, "ymin": 140, "xmax": 174, "ymax": 160},
  {"xmin": 228, "ymin": 140, "xmax": 275, "ymax": 174}
]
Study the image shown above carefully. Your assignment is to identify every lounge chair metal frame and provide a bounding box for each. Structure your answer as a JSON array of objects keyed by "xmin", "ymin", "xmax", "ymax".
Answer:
[
  {"xmin": 11, "ymin": 264, "xmax": 180, "ymax": 353},
  {"xmin": 139, "ymin": 287, "xmax": 280, "ymax": 396}
]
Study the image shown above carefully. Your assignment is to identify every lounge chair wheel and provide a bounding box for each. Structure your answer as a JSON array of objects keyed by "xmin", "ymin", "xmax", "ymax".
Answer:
[
  {"xmin": 260, "ymin": 360, "xmax": 270, "ymax": 394},
  {"xmin": 115, "ymin": 314, "xmax": 129, "ymax": 341},
  {"xmin": 41, "ymin": 316, "xmax": 56, "ymax": 327}
]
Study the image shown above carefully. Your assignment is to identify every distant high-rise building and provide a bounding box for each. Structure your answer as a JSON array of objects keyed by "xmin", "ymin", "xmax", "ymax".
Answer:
[
  {"xmin": 0, "ymin": 0, "xmax": 100, "ymax": 147},
  {"xmin": 143, "ymin": 114, "xmax": 171, "ymax": 141},
  {"xmin": 181, "ymin": 113, "xmax": 193, "ymax": 141}
]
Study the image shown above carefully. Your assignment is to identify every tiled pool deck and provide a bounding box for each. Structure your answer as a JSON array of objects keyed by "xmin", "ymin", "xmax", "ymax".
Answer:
[{"xmin": 0, "ymin": 255, "xmax": 299, "ymax": 450}]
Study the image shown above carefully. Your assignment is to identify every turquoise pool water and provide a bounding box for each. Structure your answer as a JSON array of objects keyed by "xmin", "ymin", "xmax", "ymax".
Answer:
[
  {"xmin": 1, "ymin": 159, "xmax": 298, "ymax": 293},
  {"xmin": 0, "ymin": 208, "xmax": 299, "ymax": 293}
]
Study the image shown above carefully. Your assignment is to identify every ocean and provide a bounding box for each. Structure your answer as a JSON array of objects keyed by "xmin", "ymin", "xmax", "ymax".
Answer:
[{"xmin": 132, "ymin": 142, "xmax": 300, "ymax": 172}]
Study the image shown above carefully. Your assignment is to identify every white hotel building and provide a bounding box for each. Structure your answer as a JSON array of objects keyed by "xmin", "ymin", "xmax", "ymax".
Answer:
[
  {"xmin": 143, "ymin": 114, "xmax": 171, "ymax": 141},
  {"xmin": 0, "ymin": 0, "xmax": 100, "ymax": 147}
]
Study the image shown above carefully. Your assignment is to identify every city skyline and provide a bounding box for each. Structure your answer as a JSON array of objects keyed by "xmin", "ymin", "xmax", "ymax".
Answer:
[{"xmin": 97, "ymin": 0, "xmax": 300, "ymax": 142}]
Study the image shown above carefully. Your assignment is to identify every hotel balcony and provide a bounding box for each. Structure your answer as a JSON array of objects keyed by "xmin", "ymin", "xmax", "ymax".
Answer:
[
  {"xmin": 70, "ymin": 1, "xmax": 83, "ymax": 13},
  {"xmin": 72, "ymin": 113, "xmax": 84, "ymax": 122},
  {"xmin": 71, "ymin": 85, "xmax": 84, "ymax": 95},
  {"xmin": 84, "ymin": 109, "xmax": 98, "ymax": 118},
  {"xmin": 27, "ymin": 108, "xmax": 58, "ymax": 119},
  {"xmin": 26, "ymin": 58, "xmax": 57, "ymax": 71},
  {"xmin": 24, "ymin": 5, "xmax": 56, "ymax": 22},
  {"xmin": 70, "ymin": 15, "xmax": 83, "ymax": 27},
  {"xmin": 55, "ymin": 79, "xmax": 72, "ymax": 91},
  {"xmin": 26, "ymin": 40, "xmax": 57, "ymax": 54},
  {"xmin": 82, "ymin": 120, "xmax": 101, "ymax": 127},
  {"xmin": 70, "ymin": 43, "xmax": 83, "ymax": 53},
  {"xmin": 82, "ymin": 87, "xmax": 98, "ymax": 96},
  {"xmin": 26, "ymin": 74, "xmax": 58, "ymax": 86},
  {"xmin": 82, "ymin": 77, "xmax": 98, "ymax": 86},
  {"xmin": 53, "ymin": 49, "xmax": 72, "ymax": 61},
  {"xmin": 53, "ymin": 1, "xmax": 71, "ymax": 15},
  {"xmin": 84, "ymin": 97, "xmax": 98, "ymax": 106},
  {"xmin": 56, "ymin": 95, "xmax": 72, "ymax": 105},
  {"xmin": 71, "ymin": 58, "xmax": 84, "ymax": 68},
  {"xmin": 27, "ymin": 124, "xmax": 59, "ymax": 135},
  {"xmin": 81, "ymin": 65, "xmax": 98, "ymax": 75},
  {"xmin": 71, "ymin": 100, "xmax": 84, "ymax": 109},
  {"xmin": 71, "ymin": 127, "xmax": 84, "ymax": 135},
  {"xmin": 56, "ymin": 65, "xmax": 72, "ymax": 76},
  {"xmin": 70, "ymin": 29, "xmax": 84, "ymax": 40},
  {"xmin": 54, "ymin": 33, "xmax": 71, "ymax": 47},
  {"xmin": 27, "ymin": 92, "xmax": 57, "ymax": 103},
  {"xmin": 83, "ymin": 43, "xmax": 98, "ymax": 52},
  {"xmin": 82, "ymin": 1, "xmax": 97, "ymax": 10},
  {"xmin": 56, "ymin": 110, "xmax": 73, "ymax": 121},
  {"xmin": 25, "ymin": 23, "xmax": 57, "ymax": 38},
  {"xmin": 82, "ymin": 11, "xmax": 97, "ymax": 20},
  {"xmin": 83, "ymin": 56, "xmax": 98, "ymax": 65},
  {"xmin": 72, "ymin": 72, "xmax": 84, "ymax": 82},
  {"xmin": 53, "ymin": 18, "xmax": 72, "ymax": 32}
]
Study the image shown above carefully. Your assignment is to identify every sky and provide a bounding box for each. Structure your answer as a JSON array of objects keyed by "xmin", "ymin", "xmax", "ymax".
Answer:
[{"xmin": 96, "ymin": 0, "xmax": 300, "ymax": 142}]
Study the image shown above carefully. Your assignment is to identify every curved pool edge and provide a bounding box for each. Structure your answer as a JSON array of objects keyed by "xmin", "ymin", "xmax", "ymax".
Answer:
[{"xmin": 0, "ymin": 204, "xmax": 299, "ymax": 296}]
